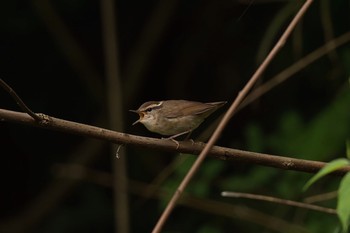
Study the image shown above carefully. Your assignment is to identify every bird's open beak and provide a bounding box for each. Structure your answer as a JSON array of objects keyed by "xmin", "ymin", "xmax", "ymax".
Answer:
[
  {"xmin": 132, "ymin": 119, "xmax": 140, "ymax": 125},
  {"xmin": 129, "ymin": 110, "xmax": 144, "ymax": 125}
]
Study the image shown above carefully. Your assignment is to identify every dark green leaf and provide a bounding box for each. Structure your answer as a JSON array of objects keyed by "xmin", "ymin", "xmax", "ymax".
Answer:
[
  {"xmin": 303, "ymin": 158, "xmax": 350, "ymax": 191},
  {"xmin": 337, "ymin": 172, "xmax": 350, "ymax": 232}
]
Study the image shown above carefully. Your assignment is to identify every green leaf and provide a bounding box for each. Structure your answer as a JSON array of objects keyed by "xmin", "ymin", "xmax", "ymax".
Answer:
[
  {"xmin": 337, "ymin": 172, "xmax": 350, "ymax": 232},
  {"xmin": 346, "ymin": 139, "xmax": 350, "ymax": 159},
  {"xmin": 303, "ymin": 158, "xmax": 350, "ymax": 191}
]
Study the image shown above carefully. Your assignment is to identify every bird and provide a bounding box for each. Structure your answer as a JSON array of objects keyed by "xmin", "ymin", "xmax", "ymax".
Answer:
[{"xmin": 130, "ymin": 100, "xmax": 226, "ymax": 144}]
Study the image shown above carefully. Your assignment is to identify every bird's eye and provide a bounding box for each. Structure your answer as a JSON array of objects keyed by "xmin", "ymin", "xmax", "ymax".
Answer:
[{"xmin": 145, "ymin": 107, "xmax": 153, "ymax": 112}]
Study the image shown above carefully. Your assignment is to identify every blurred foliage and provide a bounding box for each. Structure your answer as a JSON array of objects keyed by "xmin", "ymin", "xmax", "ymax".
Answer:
[
  {"xmin": 338, "ymin": 172, "xmax": 350, "ymax": 232},
  {"xmin": 303, "ymin": 158, "xmax": 350, "ymax": 191},
  {"xmin": 303, "ymin": 157, "xmax": 350, "ymax": 232},
  {"xmin": 0, "ymin": 0, "xmax": 350, "ymax": 232}
]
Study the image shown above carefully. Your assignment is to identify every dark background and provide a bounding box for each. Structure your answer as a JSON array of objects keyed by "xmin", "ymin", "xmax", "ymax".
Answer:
[{"xmin": 1, "ymin": 0, "xmax": 350, "ymax": 232}]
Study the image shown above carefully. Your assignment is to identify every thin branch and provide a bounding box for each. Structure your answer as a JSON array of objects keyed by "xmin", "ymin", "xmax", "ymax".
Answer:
[
  {"xmin": 124, "ymin": 0, "xmax": 179, "ymax": 104},
  {"xmin": 2, "ymin": 108, "xmax": 349, "ymax": 176},
  {"xmin": 32, "ymin": 0, "xmax": 104, "ymax": 102},
  {"xmin": 53, "ymin": 164, "xmax": 310, "ymax": 233},
  {"xmin": 0, "ymin": 79, "xmax": 42, "ymax": 122},
  {"xmin": 100, "ymin": 0, "xmax": 130, "ymax": 232},
  {"xmin": 221, "ymin": 191, "xmax": 337, "ymax": 215},
  {"xmin": 320, "ymin": 0, "xmax": 338, "ymax": 63},
  {"xmin": 136, "ymin": 155, "xmax": 189, "ymax": 205},
  {"xmin": 240, "ymin": 31, "xmax": 350, "ymax": 109},
  {"xmin": 152, "ymin": 1, "xmax": 314, "ymax": 232},
  {"xmin": 303, "ymin": 191, "xmax": 338, "ymax": 204}
]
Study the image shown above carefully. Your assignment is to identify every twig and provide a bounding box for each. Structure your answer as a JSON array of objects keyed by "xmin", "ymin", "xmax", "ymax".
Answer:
[
  {"xmin": 32, "ymin": 0, "xmax": 104, "ymax": 102},
  {"xmin": 1, "ymin": 108, "xmax": 349, "ymax": 176},
  {"xmin": 240, "ymin": 31, "xmax": 350, "ymax": 109},
  {"xmin": 100, "ymin": 0, "xmax": 130, "ymax": 232},
  {"xmin": 221, "ymin": 191, "xmax": 337, "ymax": 215},
  {"xmin": 151, "ymin": 1, "xmax": 314, "ymax": 232},
  {"xmin": 0, "ymin": 79, "xmax": 42, "ymax": 122},
  {"xmin": 115, "ymin": 144, "xmax": 124, "ymax": 159},
  {"xmin": 136, "ymin": 155, "xmax": 189, "ymax": 205},
  {"xmin": 124, "ymin": 0, "xmax": 179, "ymax": 104},
  {"xmin": 53, "ymin": 164, "xmax": 310, "ymax": 233},
  {"xmin": 303, "ymin": 191, "xmax": 338, "ymax": 204},
  {"xmin": 320, "ymin": 0, "xmax": 338, "ymax": 63}
]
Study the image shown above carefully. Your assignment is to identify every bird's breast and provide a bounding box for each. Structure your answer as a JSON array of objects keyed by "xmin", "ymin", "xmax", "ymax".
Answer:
[{"xmin": 143, "ymin": 115, "xmax": 203, "ymax": 136}]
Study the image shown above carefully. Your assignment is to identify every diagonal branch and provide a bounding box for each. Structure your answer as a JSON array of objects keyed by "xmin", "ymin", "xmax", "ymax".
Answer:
[
  {"xmin": 240, "ymin": 31, "xmax": 350, "ymax": 109},
  {"xmin": 0, "ymin": 79, "xmax": 43, "ymax": 122},
  {"xmin": 1, "ymin": 108, "xmax": 349, "ymax": 176},
  {"xmin": 152, "ymin": 1, "xmax": 314, "ymax": 232},
  {"xmin": 221, "ymin": 191, "xmax": 337, "ymax": 215}
]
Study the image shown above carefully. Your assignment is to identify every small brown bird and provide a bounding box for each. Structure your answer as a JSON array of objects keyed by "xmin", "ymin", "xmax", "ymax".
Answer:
[{"xmin": 130, "ymin": 100, "xmax": 226, "ymax": 140}]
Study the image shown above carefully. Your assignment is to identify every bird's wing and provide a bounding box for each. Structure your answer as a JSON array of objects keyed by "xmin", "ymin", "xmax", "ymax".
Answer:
[{"xmin": 164, "ymin": 100, "xmax": 224, "ymax": 118}]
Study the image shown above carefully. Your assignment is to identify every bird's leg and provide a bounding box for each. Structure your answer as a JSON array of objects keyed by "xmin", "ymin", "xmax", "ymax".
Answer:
[
  {"xmin": 162, "ymin": 130, "xmax": 192, "ymax": 149},
  {"xmin": 183, "ymin": 131, "xmax": 195, "ymax": 145},
  {"xmin": 168, "ymin": 130, "xmax": 192, "ymax": 139},
  {"xmin": 168, "ymin": 138, "xmax": 180, "ymax": 149}
]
